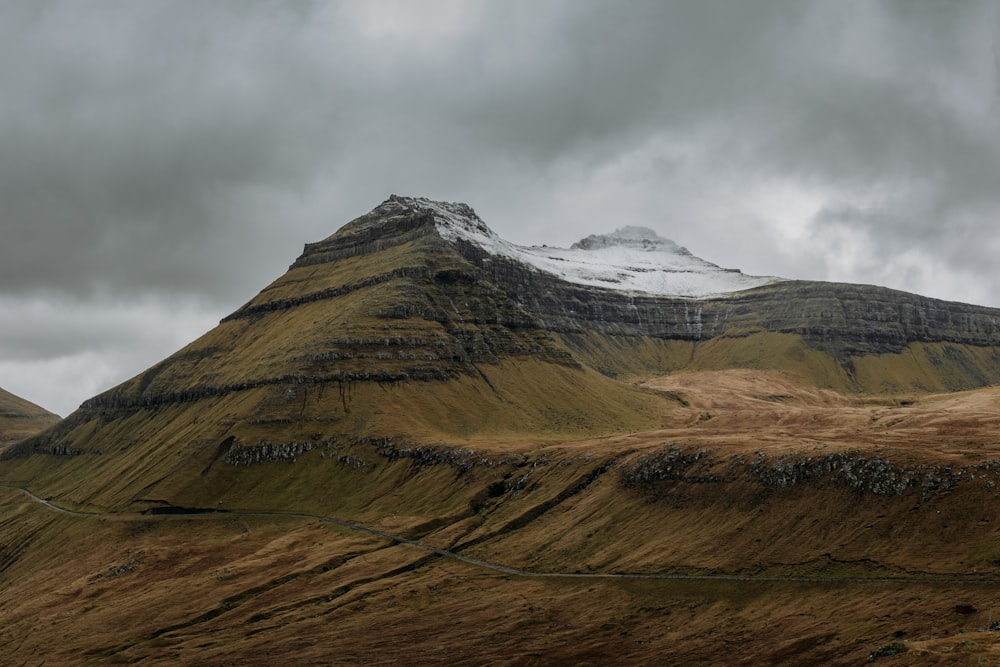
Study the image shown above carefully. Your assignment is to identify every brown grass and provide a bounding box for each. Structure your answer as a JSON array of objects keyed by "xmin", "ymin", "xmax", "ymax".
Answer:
[
  {"xmin": 5, "ymin": 370, "xmax": 1000, "ymax": 663},
  {"xmin": 0, "ymin": 386, "xmax": 60, "ymax": 447},
  {"xmin": 2, "ymin": 488, "xmax": 999, "ymax": 666}
]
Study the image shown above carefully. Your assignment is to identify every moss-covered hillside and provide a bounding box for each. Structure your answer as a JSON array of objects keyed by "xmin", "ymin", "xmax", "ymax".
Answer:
[{"xmin": 0, "ymin": 387, "xmax": 59, "ymax": 449}]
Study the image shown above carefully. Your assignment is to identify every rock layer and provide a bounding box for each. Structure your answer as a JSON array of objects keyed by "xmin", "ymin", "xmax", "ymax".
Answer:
[{"xmin": 456, "ymin": 238, "xmax": 1000, "ymax": 373}]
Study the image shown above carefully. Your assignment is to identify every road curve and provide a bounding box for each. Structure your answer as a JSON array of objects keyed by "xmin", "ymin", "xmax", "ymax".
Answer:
[{"xmin": 6, "ymin": 484, "xmax": 1000, "ymax": 587}]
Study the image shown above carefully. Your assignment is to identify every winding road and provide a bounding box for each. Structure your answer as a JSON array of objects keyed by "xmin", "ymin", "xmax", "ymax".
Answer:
[{"xmin": 7, "ymin": 484, "xmax": 1000, "ymax": 587}]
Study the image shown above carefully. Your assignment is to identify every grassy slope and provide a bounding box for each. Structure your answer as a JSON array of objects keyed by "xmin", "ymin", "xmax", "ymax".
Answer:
[
  {"xmin": 3, "ymin": 348, "xmax": 1000, "ymax": 664},
  {"xmin": 0, "ymin": 444, "xmax": 1000, "ymax": 665},
  {"xmin": 16, "ymin": 370, "xmax": 1000, "ymax": 573},
  {"xmin": 559, "ymin": 329, "xmax": 1000, "ymax": 395},
  {"xmin": 0, "ymin": 357, "xmax": 669, "ymax": 513},
  {"xmin": 0, "ymin": 386, "xmax": 60, "ymax": 448}
]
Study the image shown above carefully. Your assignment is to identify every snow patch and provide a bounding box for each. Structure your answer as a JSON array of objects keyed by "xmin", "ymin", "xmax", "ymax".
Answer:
[{"xmin": 389, "ymin": 196, "xmax": 784, "ymax": 298}]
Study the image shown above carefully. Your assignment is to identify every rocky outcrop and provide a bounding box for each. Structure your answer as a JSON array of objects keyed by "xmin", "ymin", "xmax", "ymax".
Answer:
[
  {"xmin": 0, "ymin": 439, "xmax": 87, "ymax": 460},
  {"xmin": 217, "ymin": 435, "xmax": 520, "ymax": 472},
  {"xmin": 354, "ymin": 436, "xmax": 521, "ymax": 472},
  {"xmin": 619, "ymin": 445, "xmax": 719, "ymax": 485},
  {"xmin": 225, "ymin": 440, "xmax": 315, "ymax": 466},
  {"xmin": 620, "ymin": 445, "xmax": 1000, "ymax": 498}
]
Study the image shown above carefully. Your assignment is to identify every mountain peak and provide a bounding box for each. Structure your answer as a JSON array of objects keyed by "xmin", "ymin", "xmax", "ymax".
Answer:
[
  {"xmin": 373, "ymin": 195, "xmax": 780, "ymax": 298},
  {"xmin": 571, "ymin": 226, "xmax": 692, "ymax": 255},
  {"xmin": 385, "ymin": 195, "xmax": 494, "ymax": 240}
]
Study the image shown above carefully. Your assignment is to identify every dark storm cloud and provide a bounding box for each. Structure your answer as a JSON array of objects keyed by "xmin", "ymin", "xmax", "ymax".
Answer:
[
  {"xmin": 0, "ymin": 0, "xmax": 350, "ymax": 300},
  {"xmin": 0, "ymin": 0, "xmax": 807, "ymax": 303},
  {"xmin": 2, "ymin": 0, "xmax": 1000, "ymax": 413},
  {"xmin": 4, "ymin": 0, "xmax": 994, "ymax": 300},
  {"xmin": 756, "ymin": 3, "xmax": 1000, "ymax": 236}
]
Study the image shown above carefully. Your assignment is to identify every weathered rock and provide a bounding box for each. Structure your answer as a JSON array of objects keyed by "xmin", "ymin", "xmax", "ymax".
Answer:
[
  {"xmin": 225, "ymin": 440, "xmax": 315, "ymax": 466},
  {"xmin": 457, "ymin": 240, "xmax": 1000, "ymax": 360},
  {"xmin": 620, "ymin": 445, "xmax": 1000, "ymax": 498}
]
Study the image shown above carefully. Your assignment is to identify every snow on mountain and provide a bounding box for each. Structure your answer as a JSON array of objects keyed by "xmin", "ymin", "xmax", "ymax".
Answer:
[{"xmin": 393, "ymin": 196, "xmax": 784, "ymax": 298}]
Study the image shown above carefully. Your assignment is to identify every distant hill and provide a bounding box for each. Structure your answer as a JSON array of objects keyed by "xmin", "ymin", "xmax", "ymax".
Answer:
[{"xmin": 0, "ymin": 387, "xmax": 59, "ymax": 449}]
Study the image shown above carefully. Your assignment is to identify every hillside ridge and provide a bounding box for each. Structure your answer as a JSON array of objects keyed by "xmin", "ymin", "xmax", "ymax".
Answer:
[
  {"xmin": 371, "ymin": 196, "xmax": 1000, "ymax": 393},
  {"xmin": 0, "ymin": 387, "xmax": 60, "ymax": 448}
]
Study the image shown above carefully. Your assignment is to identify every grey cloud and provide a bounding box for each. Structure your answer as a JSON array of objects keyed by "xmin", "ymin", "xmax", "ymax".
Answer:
[
  {"xmin": 0, "ymin": 295, "xmax": 215, "ymax": 362},
  {"xmin": 3, "ymin": 0, "xmax": 1000, "ymax": 413},
  {"xmin": 8, "ymin": 0, "xmax": 992, "ymax": 301},
  {"xmin": 0, "ymin": 0, "xmax": 349, "ymax": 301}
]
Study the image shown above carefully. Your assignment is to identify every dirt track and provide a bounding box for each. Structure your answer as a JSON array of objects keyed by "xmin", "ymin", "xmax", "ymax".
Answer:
[{"xmin": 10, "ymin": 483, "xmax": 1000, "ymax": 588}]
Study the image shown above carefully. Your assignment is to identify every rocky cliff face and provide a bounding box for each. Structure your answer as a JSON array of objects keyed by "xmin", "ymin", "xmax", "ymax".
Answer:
[
  {"xmin": 455, "ymin": 235, "xmax": 1000, "ymax": 360},
  {"xmin": 390, "ymin": 196, "xmax": 1000, "ymax": 391}
]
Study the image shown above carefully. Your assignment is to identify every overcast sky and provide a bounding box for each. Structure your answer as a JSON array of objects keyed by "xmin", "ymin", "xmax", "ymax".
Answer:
[{"xmin": 2, "ymin": 0, "xmax": 1000, "ymax": 416}]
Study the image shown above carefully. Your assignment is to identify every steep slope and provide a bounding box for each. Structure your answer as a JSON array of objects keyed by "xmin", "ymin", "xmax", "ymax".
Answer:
[
  {"xmin": 5, "ymin": 374, "xmax": 1000, "ymax": 664},
  {"xmin": 0, "ymin": 387, "xmax": 59, "ymax": 448}
]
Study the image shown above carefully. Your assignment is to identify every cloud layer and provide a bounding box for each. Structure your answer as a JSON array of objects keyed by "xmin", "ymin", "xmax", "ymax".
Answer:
[{"xmin": 2, "ymin": 0, "xmax": 999, "ymax": 413}]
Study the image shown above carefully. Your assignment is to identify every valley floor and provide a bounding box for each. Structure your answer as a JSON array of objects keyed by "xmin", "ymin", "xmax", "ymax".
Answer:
[{"xmin": 2, "ymin": 487, "xmax": 1000, "ymax": 666}]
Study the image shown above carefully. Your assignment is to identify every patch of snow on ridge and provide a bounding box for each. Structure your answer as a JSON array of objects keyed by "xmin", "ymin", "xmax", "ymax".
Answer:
[
  {"xmin": 389, "ymin": 196, "xmax": 784, "ymax": 298},
  {"xmin": 572, "ymin": 226, "xmax": 690, "ymax": 254}
]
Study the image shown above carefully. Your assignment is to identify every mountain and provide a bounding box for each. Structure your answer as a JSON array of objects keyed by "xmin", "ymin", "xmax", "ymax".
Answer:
[
  {"xmin": 0, "ymin": 195, "xmax": 675, "ymax": 509},
  {"xmin": 4, "ymin": 196, "xmax": 1000, "ymax": 664},
  {"xmin": 426, "ymin": 195, "xmax": 1000, "ymax": 393},
  {"xmin": 7, "ymin": 192, "xmax": 1000, "ymax": 524},
  {"xmin": 0, "ymin": 387, "xmax": 59, "ymax": 448}
]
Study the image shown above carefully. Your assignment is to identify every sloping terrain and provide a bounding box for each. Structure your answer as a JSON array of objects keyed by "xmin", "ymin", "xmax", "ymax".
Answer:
[
  {"xmin": 406, "ymin": 195, "xmax": 1000, "ymax": 394},
  {"xmin": 4, "ymin": 372, "xmax": 1000, "ymax": 664},
  {"xmin": 0, "ymin": 386, "xmax": 59, "ymax": 448},
  {"xmin": 5, "ymin": 197, "xmax": 1000, "ymax": 663},
  {"xmin": 0, "ymin": 491, "xmax": 995, "ymax": 666}
]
